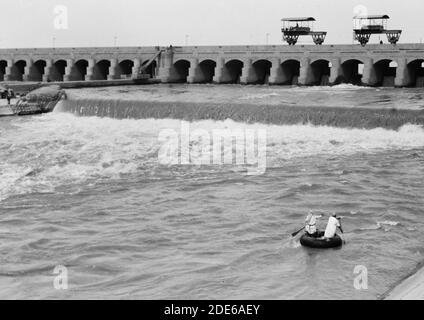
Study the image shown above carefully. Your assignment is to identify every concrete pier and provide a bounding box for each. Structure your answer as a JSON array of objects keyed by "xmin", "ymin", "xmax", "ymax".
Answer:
[{"xmin": 2, "ymin": 44, "xmax": 424, "ymax": 87}]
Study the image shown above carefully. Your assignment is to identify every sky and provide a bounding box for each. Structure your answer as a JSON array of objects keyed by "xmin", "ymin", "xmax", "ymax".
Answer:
[{"xmin": 1, "ymin": 0, "xmax": 423, "ymax": 48}]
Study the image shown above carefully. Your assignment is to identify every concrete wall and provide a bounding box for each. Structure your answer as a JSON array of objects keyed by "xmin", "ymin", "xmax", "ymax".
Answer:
[{"xmin": 2, "ymin": 44, "xmax": 424, "ymax": 87}]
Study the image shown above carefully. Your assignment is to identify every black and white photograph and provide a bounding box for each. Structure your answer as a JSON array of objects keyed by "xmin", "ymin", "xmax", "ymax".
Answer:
[{"xmin": 0, "ymin": 0, "xmax": 424, "ymax": 305}]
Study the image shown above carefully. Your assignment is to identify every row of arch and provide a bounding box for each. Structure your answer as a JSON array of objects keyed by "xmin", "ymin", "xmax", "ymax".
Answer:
[
  {"xmin": 0, "ymin": 59, "xmax": 157, "ymax": 82},
  {"xmin": 170, "ymin": 58, "xmax": 424, "ymax": 87},
  {"xmin": 2, "ymin": 57, "xmax": 424, "ymax": 86}
]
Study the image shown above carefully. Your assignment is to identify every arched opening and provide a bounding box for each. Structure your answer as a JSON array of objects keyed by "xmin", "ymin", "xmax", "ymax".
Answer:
[
  {"xmin": 0, "ymin": 60, "xmax": 7, "ymax": 81},
  {"xmin": 310, "ymin": 59, "xmax": 331, "ymax": 86},
  {"xmin": 281, "ymin": 59, "xmax": 300, "ymax": 85},
  {"xmin": 72, "ymin": 59, "xmax": 89, "ymax": 81},
  {"xmin": 173, "ymin": 59, "xmax": 190, "ymax": 83},
  {"xmin": 31, "ymin": 60, "xmax": 46, "ymax": 81},
  {"xmin": 252, "ymin": 59, "xmax": 272, "ymax": 84},
  {"xmin": 407, "ymin": 59, "xmax": 424, "ymax": 87},
  {"xmin": 146, "ymin": 60, "xmax": 157, "ymax": 78},
  {"xmin": 119, "ymin": 60, "xmax": 134, "ymax": 79},
  {"xmin": 224, "ymin": 59, "xmax": 243, "ymax": 84},
  {"xmin": 48, "ymin": 60, "xmax": 67, "ymax": 82},
  {"xmin": 197, "ymin": 59, "xmax": 216, "ymax": 83},
  {"xmin": 341, "ymin": 59, "xmax": 364, "ymax": 85},
  {"xmin": 142, "ymin": 60, "xmax": 157, "ymax": 78},
  {"xmin": 92, "ymin": 60, "xmax": 111, "ymax": 80},
  {"xmin": 374, "ymin": 59, "xmax": 397, "ymax": 87},
  {"xmin": 12, "ymin": 60, "xmax": 27, "ymax": 81}
]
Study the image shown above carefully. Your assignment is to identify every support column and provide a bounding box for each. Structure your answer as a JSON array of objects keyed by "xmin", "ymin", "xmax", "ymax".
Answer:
[
  {"xmin": 22, "ymin": 59, "xmax": 32, "ymax": 81},
  {"xmin": 395, "ymin": 58, "xmax": 410, "ymax": 87},
  {"xmin": 0, "ymin": 61, "xmax": 4, "ymax": 81},
  {"xmin": 329, "ymin": 58, "xmax": 343, "ymax": 85},
  {"xmin": 298, "ymin": 58, "xmax": 313, "ymax": 85},
  {"xmin": 85, "ymin": 59, "xmax": 96, "ymax": 81},
  {"xmin": 158, "ymin": 48, "xmax": 175, "ymax": 83},
  {"xmin": 107, "ymin": 59, "xmax": 119, "ymax": 80},
  {"xmin": 240, "ymin": 58, "xmax": 256, "ymax": 84},
  {"xmin": 131, "ymin": 58, "xmax": 141, "ymax": 79},
  {"xmin": 187, "ymin": 58, "xmax": 201, "ymax": 83},
  {"xmin": 269, "ymin": 58, "xmax": 285, "ymax": 85},
  {"xmin": 4, "ymin": 60, "xmax": 14, "ymax": 81},
  {"xmin": 362, "ymin": 58, "xmax": 377, "ymax": 86},
  {"xmin": 63, "ymin": 59, "xmax": 75, "ymax": 81},
  {"xmin": 43, "ymin": 60, "xmax": 53, "ymax": 82},
  {"xmin": 213, "ymin": 57, "xmax": 230, "ymax": 83},
  {"xmin": 26, "ymin": 59, "xmax": 42, "ymax": 82}
]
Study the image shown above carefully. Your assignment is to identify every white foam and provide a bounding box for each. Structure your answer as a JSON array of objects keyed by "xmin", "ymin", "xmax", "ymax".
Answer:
[
  {"xmin": 1, "ymin": 113, "xmax": 423, "ymax": 201},
  {"xmin": 240, "ymin": 92, "xmax": 280, "ymax": 100},
  {"xmin": 377, "ymin": 221, "xmax": 400, "ymax": 227},
  {"xmin": 291, "ymin": 83, "xmax": 373, "ymax": 92}
]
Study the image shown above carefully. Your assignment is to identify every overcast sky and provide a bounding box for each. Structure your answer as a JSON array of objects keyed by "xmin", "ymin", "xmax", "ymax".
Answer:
[{"xmin": 1, "ymin": 0, "xmax": 423, "ymax": 48}]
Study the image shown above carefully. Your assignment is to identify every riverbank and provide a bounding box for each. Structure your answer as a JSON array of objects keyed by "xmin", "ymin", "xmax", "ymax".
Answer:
[{"xmin": 383, "ymin": 262, "xmax": 424, "ymax": 300}]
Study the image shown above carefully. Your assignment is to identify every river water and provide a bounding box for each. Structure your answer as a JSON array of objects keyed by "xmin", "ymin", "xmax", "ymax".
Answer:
[{"xmin": 0, "ymin": 84, "xmax": 423, "ymax": 299}]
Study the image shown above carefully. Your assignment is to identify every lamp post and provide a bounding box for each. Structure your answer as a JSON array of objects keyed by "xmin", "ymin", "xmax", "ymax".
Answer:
[
  {"xmin": 266, "ymin": 33, "xmax": 270, "ymax": 45},
  {"xmin": 185, "ymin": 34, "xmax": 190, "ymax": 46}
]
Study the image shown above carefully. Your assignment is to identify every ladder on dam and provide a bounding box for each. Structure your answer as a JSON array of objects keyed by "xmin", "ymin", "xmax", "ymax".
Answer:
[{"xmin": 135, "ymin": 50, "xmax": 164, "ymax": 79}]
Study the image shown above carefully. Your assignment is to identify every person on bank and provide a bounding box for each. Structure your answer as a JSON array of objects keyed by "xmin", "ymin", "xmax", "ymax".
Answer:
[
  {"xmin": 6, "ymin": 89, "xmax": 14, "ymax": 105},
  {"xmin": 323, "ymin": 213, "xmax": 343, "ymax": 240},
  {"xmin": 305, "ymin": 211, "xmax": 322, "ymax": 237},
  {"xmin": 6, "ymin": 89, "xmax": 12, "ymax": 105}
]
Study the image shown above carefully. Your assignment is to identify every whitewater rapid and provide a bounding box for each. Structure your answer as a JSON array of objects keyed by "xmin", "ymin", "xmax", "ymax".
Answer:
[
  {"xmin": 1, "ymin": 84, "xmax": 424, "ymax": 300},
  {"xmin": 1, "ymin": 112, "xmax": 423, "ymax": 203}
]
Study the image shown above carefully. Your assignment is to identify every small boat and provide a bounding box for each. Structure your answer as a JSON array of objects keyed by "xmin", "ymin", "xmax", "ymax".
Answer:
[{"xmin": 300, "ymin": 231, "xmax": 342, "ymax": 249}]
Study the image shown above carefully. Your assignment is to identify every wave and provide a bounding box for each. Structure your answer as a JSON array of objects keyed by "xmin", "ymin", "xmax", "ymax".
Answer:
[
  {"xmin": 1, "ymin": 113, "xmax": 424, "ymax": 201},
  {"xmin": 377, "ymin": 221, "xmax": 400, "ymax": 227},
  {"xmin": 291, "ymin": 83, "xmax": 374, "ymax": 91},
  {"xmin": 56, "ymin": 98, "xmax": 424, "ymax": 130},
  {"xmin": 240, "ymin": 92, "xmax": 281, "ymax": 100}
]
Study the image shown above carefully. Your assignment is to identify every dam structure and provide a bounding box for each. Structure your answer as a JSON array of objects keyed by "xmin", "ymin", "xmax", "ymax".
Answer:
[{"xmin": 2, "ymin": 44, "xmax": 424, "ymax": 87}]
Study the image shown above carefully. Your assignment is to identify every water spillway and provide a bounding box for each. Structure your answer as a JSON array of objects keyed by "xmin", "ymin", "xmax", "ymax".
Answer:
[{"xmin": 57, "ymin": 86, "xmax": 424, "ymax": 129}]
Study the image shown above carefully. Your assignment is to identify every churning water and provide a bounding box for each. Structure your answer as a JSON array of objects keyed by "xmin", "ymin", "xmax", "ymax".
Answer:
[{"xmin": 0, "ymin": 84, "xmax": 423, "ymax": 299}]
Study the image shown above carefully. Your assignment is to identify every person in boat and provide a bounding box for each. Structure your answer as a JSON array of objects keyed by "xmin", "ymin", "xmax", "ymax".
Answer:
[
  {"xmin": 305, "ymin": 211, "xmax": 322, "ymax": 238},
  {"xmin": 323, "ymin": 213, "xmax": 343, "ymax": 240}
]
